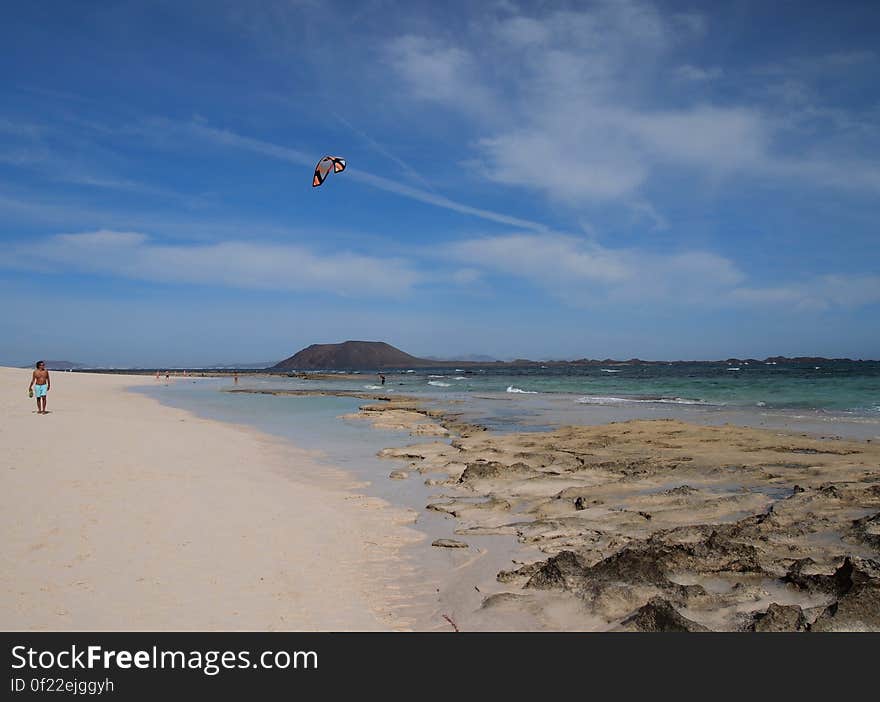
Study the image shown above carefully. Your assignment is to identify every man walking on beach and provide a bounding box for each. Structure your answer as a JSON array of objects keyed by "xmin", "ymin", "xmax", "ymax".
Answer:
[{"xmin": 28, "ymin": 360, "xmax": 50, "ymax": 415}]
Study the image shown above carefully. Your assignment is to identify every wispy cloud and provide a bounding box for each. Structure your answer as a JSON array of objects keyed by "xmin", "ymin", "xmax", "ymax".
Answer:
[
  {"xmin": 448, "ymin": 232, "xmax": 880, "ymax": 310},
  {"xmin": 382, "ymin": 1, "xmax": 880, "ymax": 204},
  {"xmin": 0, "ymin": 118, "xmax": 204, "ymax": 202},
  {"xmin": 448, "ymin": 232, "xmax": 743, "ymax": 305},
  {"xmin": 730, "ymin": 274, "xmax": 880, "ymax": 310},
  {"xmin": 673, "ymin": 65, "xmax": 723, "ymax": 82},
  {"xmin": 4, "ymin": 230, "xmax": 421, "ymax": 297}
]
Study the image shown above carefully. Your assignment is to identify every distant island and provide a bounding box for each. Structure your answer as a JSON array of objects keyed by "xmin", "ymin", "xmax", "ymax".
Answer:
[
  {"xmin": 269, "ymin": 341, "xmax": 874, "ymax": 371},
  {"xmin": 42, "ymin": 361, "xmax": 86, "ymax": 371},
  {"xmin": 272, "ymin": 341, "xmax": 433, "ymax": 370}
]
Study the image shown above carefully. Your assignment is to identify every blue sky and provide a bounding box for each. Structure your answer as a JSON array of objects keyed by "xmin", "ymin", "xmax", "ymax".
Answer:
[{"xmin": 1, "ymin": 0, "xmax": 879, "ymax": 366}]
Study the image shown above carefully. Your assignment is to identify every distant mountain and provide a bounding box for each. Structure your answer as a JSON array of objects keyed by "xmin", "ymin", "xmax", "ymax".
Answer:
[
  {"xmin": 43, "ymin": 360, "xmax": 86, "ymax": 370},
  {"xmin": 271, "ymin": 341, "xmax": 434, "ymax": 370}
]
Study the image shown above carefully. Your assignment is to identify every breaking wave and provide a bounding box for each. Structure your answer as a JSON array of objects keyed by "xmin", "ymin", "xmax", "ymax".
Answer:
[{"xmin": 577, "ymin": 395, "xmax": 710, "ymax": 406}]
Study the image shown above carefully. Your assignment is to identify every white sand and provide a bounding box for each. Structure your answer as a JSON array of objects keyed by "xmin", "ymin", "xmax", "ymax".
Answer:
[{"xmin": 0, "ymin": 368, "xmax": 422, "ymax": 631}]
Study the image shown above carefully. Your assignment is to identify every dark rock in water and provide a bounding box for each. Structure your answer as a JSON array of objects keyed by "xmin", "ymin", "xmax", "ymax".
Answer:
[
  {"xmin": 388, "ymin": 470, "xmax": 409, "ymax": 480},
  {"xmin": 807, "ymin": 557, "xmax": 880, "ymax": 631},
  {"xmin": 620, "ymin": 597, "xmax": 710, "ymax": 632},
  {"xmin": 751, "ymin": 603, "xmax": 808, "ymax": 632},
  {"xmin": 851, "ymin": 512, "xmax": 880, "ymax": 549},
  {"xmin": 783, "ymin": 556, "xmax": 878, "ymax": 596},
  {"xmin": 582, "ymin": 546, "xmax": 671, "ymax": 587},
  {"xmin": 593, "ymin": 533, "xmax": 761, "ymax": 586},
  {"xmin": 665, "ymin": 485, "xmax": 698, "ymax": 496},
  {"xmin": 497, "ymin": 561, "xmax": 544, "ymax": 584},
  {"xmin": 524, "ymin": 551, "xmax": 589, "ymax": 591},
  {"xmin": 432, "ymin": 538, "xmax": 469, "ymax": 549},
  {"xmin": 458, "ymin": 461, "xmax": 533, "ymax": 483},
  {"xmin": 817, "ymin": 483, "xmax": 843, "ymax": 498},
  {"xmin": 522, "ymin": 530, "xmax": 765, "ymax": 598},
  {"xmin": 811, "ymin": 581, "xmax": 880, "ymax": 631},
  {"xmin": 574, "ymin": 496, "xmax": 587, "ymax": 511}
]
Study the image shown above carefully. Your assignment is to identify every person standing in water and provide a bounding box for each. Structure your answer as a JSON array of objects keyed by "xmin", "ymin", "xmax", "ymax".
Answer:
[
  {"xmin": 379, "ymin": 373, "xmax": 386, "ymax": 386},
  {"xmin": 28, "ymin": 361, "xmax": 50, "ymax": 414}
]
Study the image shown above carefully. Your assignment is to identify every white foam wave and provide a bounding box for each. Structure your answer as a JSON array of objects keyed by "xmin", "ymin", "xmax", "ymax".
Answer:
[
  {"xmin": 577, "ymin": 395, "xmax": 709, "ymax": 406},
  {"xmin": 600, "ymin": 369, "xmax": 621, "ymax": 373},
  {"xmin": 428, "ymin": 380, "xmax": 451, "ymax": 387},
  {"xmin": 507, "ymin": 386, "xmax": 537, "ymax": 394},
  {"xmin": 453, "ymin": 376, "xmax": 466, "ymax": 380},
  {"xmin": 363, "ymin": 385, "xmax": 384, "ymax": 390}
]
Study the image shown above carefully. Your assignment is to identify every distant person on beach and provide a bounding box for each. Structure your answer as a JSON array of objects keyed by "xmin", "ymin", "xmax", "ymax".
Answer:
[
  {"xmin": 28, "ymin": 361, "xmax": 50, "ymax": 414},
  {"xmin": 233, "ymin": 373, "xmax": 239, "ymax": 385},
  {"xmin": 379, "ymin": 373, "xmax": 386, "ymax": 386}
]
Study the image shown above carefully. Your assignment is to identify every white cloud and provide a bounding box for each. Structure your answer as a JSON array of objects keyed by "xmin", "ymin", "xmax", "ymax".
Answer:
[
  {"xmin": 731, "ymin": 274, "xmax": 880, "ymax": 310},
  {"xmin": 448, "ymin": 232, "xmax": 879, "ymax": 310},
  {"xmin": 382, "ymin": 2, "xmax": 880, "ymax": 204},
  {"xmin": 448, "ymin": 233, "xmax": 744, "ymax": 305},
  {"xmin": 673, "ymin": 64, "xmax": 723, "ymax": 82},
  {"xmin": 477, "ymin": 127, "xmax": 648, "ymax": 201},
  {"xmin": 6, "ymin": 229, "xmax": 878, "ymax": 313},
  {"xmin": 385, "ymin": 36, "xmax": 495, "ymax": 119},
  {"xmin": 5, "ymin": 230, "xmax": 420, "ymax": 297}
]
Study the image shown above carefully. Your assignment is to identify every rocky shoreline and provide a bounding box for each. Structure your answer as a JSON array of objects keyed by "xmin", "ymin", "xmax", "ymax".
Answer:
[{"xmin": 364, "ymin": 399, "xmax": 880, "ymax": 631}]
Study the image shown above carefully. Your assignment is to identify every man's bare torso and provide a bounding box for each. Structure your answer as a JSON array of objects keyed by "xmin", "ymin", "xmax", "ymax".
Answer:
[{"xmin": 33, "ymin": 369, "xmax": 49, "ymax": 385}]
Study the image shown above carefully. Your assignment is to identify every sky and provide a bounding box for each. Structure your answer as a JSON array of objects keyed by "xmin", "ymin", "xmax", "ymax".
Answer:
[{"xmin": 1, "ymin": 0, "xmax": 879, "ymax": 366}]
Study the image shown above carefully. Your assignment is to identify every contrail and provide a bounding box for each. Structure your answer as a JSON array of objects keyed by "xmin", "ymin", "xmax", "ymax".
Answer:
[{"xmin": 184, "ymin": 121, "xmax": 547, "ymax": 232}]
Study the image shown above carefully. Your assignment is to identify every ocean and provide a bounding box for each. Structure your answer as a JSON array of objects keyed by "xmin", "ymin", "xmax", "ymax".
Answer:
[
  {"xmin": 323, "ymin": 360, "xmax": 880, "ymax": 414},
  {"xmin": 139, "ymin": 359, "xmax": 880, "ymax": 440}
]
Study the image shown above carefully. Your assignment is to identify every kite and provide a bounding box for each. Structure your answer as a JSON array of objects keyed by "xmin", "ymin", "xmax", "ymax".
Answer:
[{"xmin": 312, "ymin": 155, "xmax": 346, "ymax": 187}]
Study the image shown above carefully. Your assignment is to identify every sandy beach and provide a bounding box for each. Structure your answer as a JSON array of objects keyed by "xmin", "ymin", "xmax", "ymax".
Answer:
[
  {"xmin": 0, "ymin": 368, "xmax": 422, "ymax": 631},
  {"xmin": 4, "ymin": 369, "xmax": 879, "ymax": 632}
]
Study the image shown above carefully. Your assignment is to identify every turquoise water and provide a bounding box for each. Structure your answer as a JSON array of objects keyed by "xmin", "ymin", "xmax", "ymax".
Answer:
[
  {"xmin": 141, "ymin": 359, "xmax": 880, "ymax": 442},
  {"xmin": 230, "ymin": 360, "xmax": 880, "ymax": 415},
  {"xmin": 137, "ymin": 379, "xmax": 413, "ymax": 476}
]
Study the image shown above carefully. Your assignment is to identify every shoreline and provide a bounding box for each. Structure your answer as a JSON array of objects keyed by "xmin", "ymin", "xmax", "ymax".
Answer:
[
  {"xmin": 0, "ymin": 368, "xmax": 425, "ymax": 631},
  {"xmin": 141, "ymin": 382, "xmax": 527, "ymax": 631},
  {"xmin": 359, "ymin": 399, "xmax": 880, "ymax": 631},
  {"xmin": 177, "ymin": 386, "xmax": 880, "ymax": 630}
]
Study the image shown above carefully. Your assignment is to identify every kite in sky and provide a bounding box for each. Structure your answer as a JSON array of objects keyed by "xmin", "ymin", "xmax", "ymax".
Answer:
[{"xmin": 312, "ymin": 156, "xmax": 346, "ymax": 187}]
